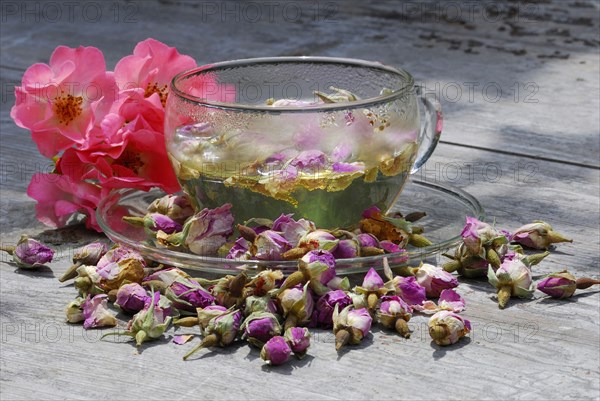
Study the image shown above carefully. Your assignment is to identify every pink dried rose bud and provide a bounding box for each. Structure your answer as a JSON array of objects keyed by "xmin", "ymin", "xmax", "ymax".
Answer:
[
  {"xmin": 298, "ymin": 230, "xmax": 339, "ymax": 253},
  {"xmin": 144, "ymin": 267, "xmax": 215, "ymax": 312},
  {"xmin": 333, "ymin": 305, "xmax": 373, "ymax": 350},
  {"xmin": 115, "ymin": 283, "xmax": 149, "ymax": 314},
  {"xmin": 354, "ymin": 268, "xmax": 391, "ymax": 310},
  {"xmin": 314, "ymin": 290, "xmax": 353, "ymax": 329},
  {"xmin": 428, "ymin": 311, "xmax": 471, "ymax": 346},
  {"xmin": 536, "ymin": 270, "xmax": 600, "ymax": 299},
  {"xmin": 260, "ymin": 336, "xmax": 292, "ymax": 366},
  {"xmin": 65, "ymin": 297, "xmax": 85, "ymax": 323},
  {"xmin": 122, "ymin": 213, "xmax": 183, "ymax": 237},
  {"xmin": 241, "ymin": 312, "xmax": 282, "ymax": 348},
  {"xmin": 279, "ymin": 283, "xmax": 314, "ymax": 330},
  {"xmin": 414, "ymin": 289, "xmax": 466, "ymax": 314},
  {"xmin": 96, "ymin": 245, "xmax": 146, "ymax": 269},
  {"xmin": 460, "ymin": 217, "xmax": 505, "ymax": 256},
  {"xmin": 183, "ymin": 309, "xmax": 242, "ymax": 360},
  {"xmin": 284, "ymin": 327, "xmax": 311, "ymax": 358},
  {"xmin": 277, "ymin": 250, "xmax": 336, "ymax": 296},
  {"xmin": 74, "ymin": 256, "xmax": 146, "ymax": 297},
  {"xmin": 103, "ymin": 288, "xmax": 173, "ymax": 347},
  {"xmin": 272, "ymin": 213, "xmax": 316, "ymax": 246},
  {"xmin": 511, "ymin": 221, "xmax": 572, "ymax": 250},
  {"xmin": 174, "ymin": 305, "xmax": 229, "ymax": 331},
  {"xmin": 59, "ymin": 242, "xmax": 108, "ymax": 282},
  {"xmin": 415, "ymin": 264, "xmax": 459, "ymax": 298},
  {"xmin": 377, "ymin": 295, "xmax": 412, "ymax": 338},
  {"xmin": 82, "ymin": 294, "xmax": 117, "ymax": 329},
  {"xmin": 442, "ymin": 243, "xmax": 490, "ymax": 277},
  {"xmin": 357, "ymin": 233, "xmax": 380, "ymax": 248},
  {"xmin": 244, "ymin": 295, "xmax": 279, "ymax": 315},
  {"xmin": 251, "ymin": 230, "xmax": 292, "ymax": 260},
  {"xmin": 226, "ymin": 237, "xmax": 251, "ymax": 260},
  {"xmin": 1, "ymin": 235, "xmax": 54, "ymax": 269},
  {"xmin": 487, "ymin": 259, "xmax": 534, "ymax": 309},
  {"xmin": 385, "ymin": 275, "xmax": 427, "ymax": 307},
  {"xmin": 147, "ymin": 194, "xmax": 194, "ymax": 223},
  {"xmin": 332, "ymin": 239, "xmax": 360, "ymax": 259},
  {"xmin": 159, "ymin": 204, "xmax": 234, "ymax": 255}
]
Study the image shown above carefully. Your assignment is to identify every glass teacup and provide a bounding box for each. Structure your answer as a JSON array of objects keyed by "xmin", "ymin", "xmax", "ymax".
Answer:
[{"xmin": 165, "ymin": 57, "xmax": 441, "ymax": 228}]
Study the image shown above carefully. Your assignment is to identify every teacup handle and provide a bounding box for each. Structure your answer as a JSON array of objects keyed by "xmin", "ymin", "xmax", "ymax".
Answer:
[{"xmin": 411, "ymin": 85, "xmax": 443, "ymax": 174}]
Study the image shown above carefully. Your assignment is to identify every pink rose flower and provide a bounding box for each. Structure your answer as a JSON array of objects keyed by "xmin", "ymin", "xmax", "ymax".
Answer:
[
  {"xmin": 114, "ymin": 38, "xmax": 196, "ymax": 107},
  {"xmin": 11, "ymin": 45, "xmax": 117, "ymax": 158},
  {"xmin": 27, "ymin": 171, "xmax": 102, "ymax": 231}
]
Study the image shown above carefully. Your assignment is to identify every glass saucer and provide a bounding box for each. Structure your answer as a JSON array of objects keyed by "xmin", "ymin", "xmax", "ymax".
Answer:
[{"xmin": 96, "ymin": 179, "xmax": 484, "ymax": 276}]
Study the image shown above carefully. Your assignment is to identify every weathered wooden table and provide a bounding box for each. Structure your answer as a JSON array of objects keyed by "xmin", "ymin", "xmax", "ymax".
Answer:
[{"xmin": 1, "ymin": 1, "xmax": 599, "ymax": 399}]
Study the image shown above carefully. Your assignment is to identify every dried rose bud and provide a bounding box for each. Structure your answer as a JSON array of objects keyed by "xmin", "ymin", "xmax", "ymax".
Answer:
[
  {"xmin": 414, "ymin": 289, "xmax": 466, "ymax": 314},
  {"xmin": 314, "ymin": 290, "xmax": 353, "ymax": 329},
  {"xmin": 377, "ymin": 295, "xmax": 412, "ymax": 338},
  {"xmin": 326, "ymin": 276, "xmax": 351, "ymax": 292},
  {"xmin": 298, "ymin": 230, "xmax": 339, "ymax": 253},
  {"xmin": 59, "ymin": 242, "xmax": 108, "ymax": 282},
  {"xmin": 184, "ymin": 204, "xmax": 234, "ymax": 255},
  {"xmin": 251, "ymin": 230, "xmax": 292, "ymax": 260},
  {"xmin": 380, "ymin": 241, "xmax": 402, "ymax": 254},
  {"xmin": 65, "ymin": 297, "xmax": 85, "ymax": 323},
  {"xmin": 115, "ymin": 283, "xmax": 149, "ymax": 314},
  {"xmin": 183, "ymin": 309, "xmax": 242, "ymax": 360},
  {"xmin": 123, "ymin": 213, "xmax": 183, "ymax": 237},
  {"xmin": 144, "ymin": 267, "xmax": 215, "ymax": 312},
  {"xmin": 244, "ymin": 295, "xmax": 278, "ymax": 315},
  {"xmin": 195, "ymin": 305, "xmax": 229, "ymax": 333},
  {"xmin": 333, "ymin": 239, "xmax": 360, "ymax": 259},
  {"xmin": 284, "ymin": 327, "xmax": 311, "ymax": 358},
  {"xmin": 1, "ymin": 235, "xmax": 54, "ymax": 269},
  {"xmin": 354, "ymin": 268, "xmax": 391, "ymax": 311},
  {"xmin": 147, "ymin": 194, "xmax": 194, "ymax": 223},
  {"xmin": 272, "ymin": 214, "xmax": 316, "ymax": 245},
  {"xmin": 487, "ymin": 259, "xmax": 534, "ymax": 309},
  {"xmin": 211, "ymin": 272, "xmax": 248, "ymax": 308},
  {"xmin": 175, "ymin": 305, "xmax": 228, "ymax": 330},
  {"xmin": 277, "ymin": 250, "xmax": 336, "ymax": 296},
  {"xmin": 241, "ymin": 311, "xmax": 282, "ymax": 348},
  {"xmin": 94, "ymin": 258, "xmax": 146, "ymax": 292},
  {"xmin": 107, "ymin": 290, "xmax": 173, "ymax": 347},
  {"xmin": 244, "ymin": 269, "xmax": 284, "ymax": 297},
  {"xmin": 511, "ymin": 221, "xmax": 572, "ymax": 250},
  {"xmin": 385, "ymin": 276, "xmax": 427, "ymax": 307},
  {"xmin": 74, "ymin": 265, "xmax": 104, "ymax": 296},
  {"xmin": 82, "ymin": 294, "xmax": 116, "ymax": 329},
  {"xmin": 96, "ymin": 246, "xmax": 146, "ymax": 269},
  {"xmin": 226, "ymin": 237, "xmax": 250, "ymax": 260},
  {"xmin": 348, "ymin": 292, "xmax": 367, "ymax": 309},
  {"xmin": 279, "ymin": 283, "xmax": 314, "ymax": 330},
  {"xmin": 333, "ymin": 305, "xmax": 373, "ymax": 350},
  {"xmin": 160, "ymin": 204, "xmax": 234, "ymax": 255},
  {"xmin": 443, "ymin": 243, "xmax": 489, "ymax": 277},
  {"xmin": 357, "ymin": 233, "xmax": 379, "ymax": 248},
  {"xmin": 536, "ymin": 270, "xmax": 578, "ymax": 299},
  {"xmin": 260, "ymin": 336, "xmax": 292, "ymax": 366},
  {"xmin": 428, "ymin": 311, "xmax": 471, "ymax": 346},
  {"xmin": 460, "ymin": 217, "xmax": 505, "ymax": 256},
  {"xmin": 415, "ymin": 264, "xmax": 459, "ymax": 298}
]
